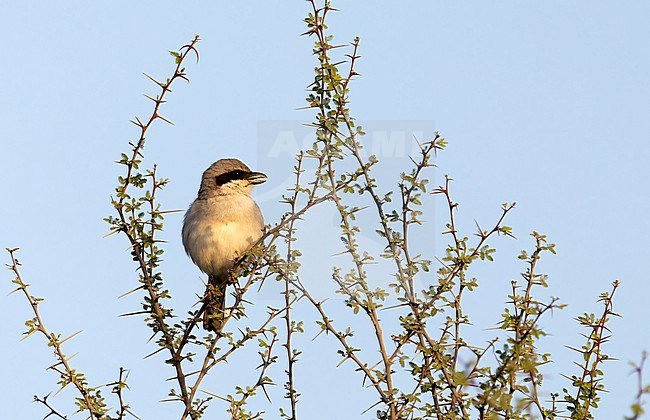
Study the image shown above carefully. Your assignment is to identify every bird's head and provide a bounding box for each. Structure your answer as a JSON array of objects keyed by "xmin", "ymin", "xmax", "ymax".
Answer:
[{"xmin": 198, "ymin": 158, "xmax": 267, "ymax": 198}]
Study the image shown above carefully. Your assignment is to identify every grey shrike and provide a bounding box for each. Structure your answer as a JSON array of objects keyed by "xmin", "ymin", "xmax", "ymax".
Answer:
[{"xmin": 182, "ymin": 158, "xmax": 267, "ymax": 332}]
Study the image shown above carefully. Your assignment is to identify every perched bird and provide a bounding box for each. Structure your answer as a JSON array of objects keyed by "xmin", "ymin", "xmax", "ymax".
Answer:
[{"xmin": 182, "ymin": 158, "xmax": 267, "ymax": 332}]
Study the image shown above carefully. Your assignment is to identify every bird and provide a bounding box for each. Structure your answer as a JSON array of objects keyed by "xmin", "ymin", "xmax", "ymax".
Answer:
[{"xmin": 182, "ymin": 158, "xmax": 267, "ymax": 332}]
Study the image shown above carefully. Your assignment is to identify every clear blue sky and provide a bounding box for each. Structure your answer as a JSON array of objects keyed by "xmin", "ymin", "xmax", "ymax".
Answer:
[{"xmin": 1, "ymin": 2, "xmax": 649, "ymax": 418}]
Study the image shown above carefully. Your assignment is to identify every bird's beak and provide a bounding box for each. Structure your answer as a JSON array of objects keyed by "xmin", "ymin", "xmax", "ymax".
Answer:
[{"xmin": 246, "ymin": 171, "xmax": 268, "ymax": 185}]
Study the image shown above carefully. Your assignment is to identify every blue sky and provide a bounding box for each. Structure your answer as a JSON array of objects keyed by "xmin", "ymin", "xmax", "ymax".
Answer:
[{"xmin": 1, "ymin": 1, "xmax": 649, "ymax": 418}]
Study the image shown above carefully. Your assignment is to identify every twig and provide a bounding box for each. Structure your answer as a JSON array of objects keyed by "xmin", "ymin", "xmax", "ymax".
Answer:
[
  {"xmin": 107, "ymin": 35, "xmax": 201, "ymax": 420},
  {"xmin": 7, "ymin": 248, "xmax": 105, "ymax": 418},
  {"xmin": 33, "ymin": 394, "xmax": 67, "ymax": 420}
]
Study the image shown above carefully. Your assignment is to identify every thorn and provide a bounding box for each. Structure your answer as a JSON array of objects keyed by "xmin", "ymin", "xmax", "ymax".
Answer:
[
  {"xmin": 155, "ymin": 114, "xmax": 175, "ymax": 126},
  {"xmin": 200, "ymin": 389, "xmax": 229, "ymax": 402},
  {"xmin": 118, "ymin": 285, "xmax": 145, "ymax": 299},
  {"xmin": 159, "ymin": 397, "xmax": 183, "ymax": 403},
  {"xmin": 180, "ymin": 40, "xmax": 201, "ymax": 63},
  {"xmin": 102, "ymin": 228, "xmax": 120, "ymax": 239},
  {"xmin": 59, "ymin": 330, "xmax": 82, "ymax": 345},
  {"xmin": 118, "ymin": 310, "xmax": 148, "ymax": 317},
  {"xmin": 143, "ymin": 347, "xmax": 165, "ymax": 360},
  {"xmin": 360, "ymin": 399, "xmax": 383, "ymax": 415},
  {"xmin": 20, "ymin": 329, "xmax": 38, "ymax": 342},
  {"xmin": 52, "ymin": 383, "xmax": 68, "ymax": 398},
  {"xmin": 336, "ymin": 356, "xmax": 350, "ymax": 368},
  {"xmin": 143, "ymin": 73, "xmax": 162, "ymax": 86},
  {"xmin": 146, "ymin": 331, "xmax": 159, "ymax": 345},
  {"xmin": 143, "ymin": 94, "xmax": 165, "ymax": 104}
]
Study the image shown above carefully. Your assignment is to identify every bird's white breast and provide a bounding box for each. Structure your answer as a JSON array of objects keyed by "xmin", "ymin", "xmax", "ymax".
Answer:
[{"xmin": 182, "ymin": 194, "xmax": 264, "ymax": 277}]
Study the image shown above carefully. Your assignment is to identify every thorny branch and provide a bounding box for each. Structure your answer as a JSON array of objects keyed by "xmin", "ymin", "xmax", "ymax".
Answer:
[
  {"xmin": 563, "ymin": 280, "xmax": 620, "ymax": 419},
  {"xmin": 7, "ymin": 248, "xmax": 106, "ymax": 418},
  {"xmin": 106, "ymin": 35, "xmax": 201, "ymax": 419},
  {"xmin": 626, "ymin": 351, "xmax": 650, "ymax": 420}
]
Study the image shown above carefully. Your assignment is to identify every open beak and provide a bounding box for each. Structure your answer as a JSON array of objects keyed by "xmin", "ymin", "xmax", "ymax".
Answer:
[{"xmin": 246, "ymin": 171, "xmax": 267, "ymax": 185}]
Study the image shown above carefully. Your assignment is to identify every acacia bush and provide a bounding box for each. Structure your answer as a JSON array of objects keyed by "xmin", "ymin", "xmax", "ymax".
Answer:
[{"xmin": 6, "ymin": 1, "xmax": 649, "ymax": 419}]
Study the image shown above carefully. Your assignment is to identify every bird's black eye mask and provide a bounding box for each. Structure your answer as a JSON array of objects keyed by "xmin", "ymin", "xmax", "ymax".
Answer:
[{"xmin": 215, "ymin": 170, "xmax": 246, "ymax": 186}]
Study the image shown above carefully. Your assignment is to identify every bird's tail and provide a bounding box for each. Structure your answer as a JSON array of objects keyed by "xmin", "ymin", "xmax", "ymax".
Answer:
[{"xmin": 203, "ymin": 275, "xmax": 227, "ymax": 333}]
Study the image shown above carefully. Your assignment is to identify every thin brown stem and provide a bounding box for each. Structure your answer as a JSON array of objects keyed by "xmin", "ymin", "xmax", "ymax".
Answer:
[
  {"xmin": 7, "ymin": 249, "xmax": 103, "ymax": 418},
  {"xmin": 111, "ymin": 35, "xmax": 200, "ymax": 419}
]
